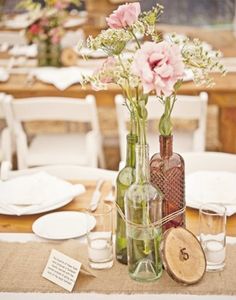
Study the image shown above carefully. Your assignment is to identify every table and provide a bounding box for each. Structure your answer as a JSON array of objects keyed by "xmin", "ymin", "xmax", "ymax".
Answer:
[
  {"xmin": 0, "ymin": 72, "xmax": 236, "ymax": 153},
  {"xmin": 0, "ymin": 179, "xmax": 236, "ymax": 237},
  {"xmin": 0, "ymin": 179, "xmax": 236, "ymax": 299}
]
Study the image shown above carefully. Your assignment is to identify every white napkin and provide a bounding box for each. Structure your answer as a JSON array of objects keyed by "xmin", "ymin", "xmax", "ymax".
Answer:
[
  {"xmin": 186, "ymin": 171, "xmax": 236, "ymax": 216},
  {"xmin": 31, "ymin": 67, "xmax": 93, "ymax": 90},
  {"xmin": 0, "ymin": 172, "xmax": 85, "ymax": 216},
  {"xmin": 9, "ymin": 44, "xmax": 38, "ymax": 58},
  {"xmin": 0, "ymin": 68, "xmax": 9, "ymax": 82},
  {"xmin": 0, "ymin": 42, "xmax": 9, "ymax": 52},
  {"xmin": 64, "ymin": 17, "xmax": 87, "ymax": 28},
  {"xmin": 78, "ymin": 47, "xmax": 107, "ymax": 58},
  {"xmin": 61, "ymin": 29, "xmax": 85, "ymax": 48},
  {"xmin": 220, "ymin": 57, "xmax": 236, "ymax": 73},
  {"xmin": 183, "ymin": 69, "xmax": 194, "ymax": 82},
  {"xmin": 3, "ymin": 13, "xmax": 32, "ymax": 29}
]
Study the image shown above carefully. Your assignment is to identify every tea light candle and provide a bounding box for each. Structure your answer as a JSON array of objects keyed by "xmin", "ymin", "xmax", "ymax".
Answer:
[
  {"xmin": 88, "ymin": 239, "xmax": 112, "ymax": 261},
  {"xmin": 205, "ymin": 240, "xmax": 225, "ymax": 264}
]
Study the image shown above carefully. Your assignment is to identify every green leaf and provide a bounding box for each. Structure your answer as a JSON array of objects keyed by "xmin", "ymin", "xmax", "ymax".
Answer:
[
  {"xmin": 138, "ymin": 100, "xmax": 148, "ymax": 120},
  {"xmin": 174, "ymin": 79, "xmax": 183, "ymax": 91},
  {"xmin": 159, "ymin": 114, "xmax": 172, "ymax": 136}
]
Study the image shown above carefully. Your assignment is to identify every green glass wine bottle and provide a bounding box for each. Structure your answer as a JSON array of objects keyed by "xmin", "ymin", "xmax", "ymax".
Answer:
[{"xmin": 115, "ymin": 133, "xmax": 137, "ymax": 264}]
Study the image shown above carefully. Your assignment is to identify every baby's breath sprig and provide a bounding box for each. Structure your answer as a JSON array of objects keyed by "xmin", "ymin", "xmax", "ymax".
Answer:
[
  {"xmin": 140, "ymin": 4, "xmax": 164, "ymax": 27},
  {"xmin": 170, "ymin": 34, "xmax": 227, "ymax": 87},
  {"xmin": 87, "ymin": 29, "xmax": 132, "ymax": 56},
  {"xmin": 139, "ymin": 4, "xmax": 164, "ymax": 37}
]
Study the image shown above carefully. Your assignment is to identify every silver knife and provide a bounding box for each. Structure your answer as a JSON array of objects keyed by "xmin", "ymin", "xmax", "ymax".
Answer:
[{"xmin": 89, "ymin": 179, "xmax": 104, "ymax": 211}]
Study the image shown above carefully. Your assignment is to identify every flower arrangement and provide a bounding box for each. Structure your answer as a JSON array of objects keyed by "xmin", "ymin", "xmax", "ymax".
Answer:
[
  {"xmin": 81, "ymin": 2, "xmax": 226, "ymax": 282},
  {"xmin": 81, "ymin": 2, "xmax": 226, "ymax": 141},
  {"xmin": 19, "ymin": 0, "xmax": 81, "ymax": 44}
]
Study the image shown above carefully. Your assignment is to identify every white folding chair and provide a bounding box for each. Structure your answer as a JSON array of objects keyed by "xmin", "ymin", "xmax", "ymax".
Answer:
[
  {"xmin": 4, "ymin": 95, "xmax": 105, "ymax": 169},
  {"xmin": 115, "ymin": 93, "xmax": 208, "ymax": 161},
  {"xmin": 182, "ymin": 152, "xmax": 236, "ymax": 174},
  {"xmin": 0, "ymin": 93, "xmax": 12, "ymax": 164}
]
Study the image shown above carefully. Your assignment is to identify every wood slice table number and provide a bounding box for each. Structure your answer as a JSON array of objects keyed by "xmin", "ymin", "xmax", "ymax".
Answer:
[
  {"xmin": 61, "ymin": 48, "xmax": 78, "ymax": 67},
  {"xmin": 161, "ymin": 227, "xmax": 206, "ymax": 285}
]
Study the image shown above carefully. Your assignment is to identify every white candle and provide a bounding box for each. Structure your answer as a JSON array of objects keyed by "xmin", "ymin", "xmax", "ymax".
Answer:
[
  {"xmin": 88, "ymin": 239, "xmax": 112, "ymax": 262},
  {"xmin": 205, "ymin": 240, "xmax": 225, "ymax": 264}
]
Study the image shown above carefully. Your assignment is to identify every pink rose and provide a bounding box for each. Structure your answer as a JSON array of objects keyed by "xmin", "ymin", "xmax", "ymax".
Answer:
[
  {"xmin": 132, "ymin": 41, "xmax": 185, "ymax": 97},
  {"xmin": 106, "ymin": 2, "xmax": 141, "ymax": 29}
]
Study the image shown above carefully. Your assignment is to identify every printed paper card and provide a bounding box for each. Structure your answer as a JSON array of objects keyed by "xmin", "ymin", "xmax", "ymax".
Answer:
[{"xmin": 42, "ymin": 249, "xmax": 81, "ymax": 292}]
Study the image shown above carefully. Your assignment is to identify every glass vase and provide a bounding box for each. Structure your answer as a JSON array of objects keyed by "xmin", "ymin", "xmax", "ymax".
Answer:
[
  {"xmin": 125, "ymin": 144, "xmax": 163, "ymax": 282},
  {"xmin": 49, "ymin": 43, "xmax": 61, "ymax": 67},
  {"xmin": 150, "ymin": 135, "xmax": 185, "ymax": 232},
  {"xmin": 37, "ymin": 40, "xmax": 49, "ymax": 67},
  {"xmin": 37, "ymin": 40, "xmax": 61, "ymax": 67},
  {"xmin": 115, "ymin": 134, "xmax": 137, "ymax": 265}
]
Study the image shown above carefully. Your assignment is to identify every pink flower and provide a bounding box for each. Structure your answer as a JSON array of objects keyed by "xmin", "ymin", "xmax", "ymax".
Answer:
[
  {"xmin": 106, "ymin": 2, "xmax": 141, "ymax": 29},
  {"xmin": 55, "ymin": 1, "xmax": 69, "ymax": 10},
  {"xmin": 132, "ymin": 41, "xmax": 185, "ymax": 97},
  {"xmin": 91, "ymin": 57, "xmax": 116, "ymax": 91},
  {"xmin": 97, "ymin": 57, "xmax": 117, "ymax": 83},
  {"xmin": 39, "ymin": 18, "xmax": 49, "ymax": 28},
  {"xmin": 49, "ymin": 28, "xmax": 61, "ymax": 44},
  {"xmin": 29, "ymin": 23, "xmax": 41, "ymax": 35}
]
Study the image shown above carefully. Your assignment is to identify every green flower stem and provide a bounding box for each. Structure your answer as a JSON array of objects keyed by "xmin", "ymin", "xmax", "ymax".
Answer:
[
  {"xmin": 170, "ymin": 95, "xmax": 177, "ymax": 114},
  {"xmin": 130, "ymin": 30, "xmax": 141, "ymax": 49},
  {"xmin": 141, "ymin": 200, "xmax": 151, "ymax": 255},
  {"xmin": 159, "ymin": 94, "xmax": 177, "ymax": 136},
  {"xmin": 134, "ymin": 86, "xmax": 147, "ymax": 146}
]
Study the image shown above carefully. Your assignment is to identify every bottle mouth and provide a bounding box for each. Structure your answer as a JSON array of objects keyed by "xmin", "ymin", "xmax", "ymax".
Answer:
[{"xmin": 159, "ymin": 135, "xmax": 173, "ymax": 140}]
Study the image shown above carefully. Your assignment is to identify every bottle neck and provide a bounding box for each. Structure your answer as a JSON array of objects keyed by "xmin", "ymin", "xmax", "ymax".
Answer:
[
  {"xmin": 159, "ymin": 135, "xmax": 173, "ymax": 158},
  {"xmin": 135, "ymin": 144, "xmax": 150, "ymax": 184},
  {"xmin": 125, "ymin": 134, "xmax": 137, "ymax": 168}
]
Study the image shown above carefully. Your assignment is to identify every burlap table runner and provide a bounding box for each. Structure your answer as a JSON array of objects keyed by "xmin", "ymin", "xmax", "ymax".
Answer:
[{"xmin": 0, "ymin": 239, "xmax": 235, "ymax": 295}]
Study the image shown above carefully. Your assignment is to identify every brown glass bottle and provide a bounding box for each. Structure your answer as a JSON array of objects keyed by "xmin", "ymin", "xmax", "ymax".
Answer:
[{"xmin": 150, "ymin": 135, "xmax": 185, "ymax": 232}]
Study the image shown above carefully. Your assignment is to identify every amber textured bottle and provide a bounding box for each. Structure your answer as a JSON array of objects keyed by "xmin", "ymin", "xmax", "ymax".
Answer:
[{"xmin": 150, "ymin": 135, "xmax": 185, "ymax": 232}]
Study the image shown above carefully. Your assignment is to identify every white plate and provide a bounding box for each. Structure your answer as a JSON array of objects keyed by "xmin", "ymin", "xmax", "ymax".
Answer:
[
  {"xmin": 0, "ymin": 67, "xmax": 9, "ymax": 82},
  {"xmin": 0, "ymin": 172, "xmax": 85, "ymax": 216},
  {"xmin": 0, "ymin": 195, "xmax": 76, "ymax": 216},
  {"xmin": 32, "ymin": 211, "xmax": 96, "ymax": 240},
  {"xmin": 186, "ymin": 171, "xmax": 236, "ymax": 216}
]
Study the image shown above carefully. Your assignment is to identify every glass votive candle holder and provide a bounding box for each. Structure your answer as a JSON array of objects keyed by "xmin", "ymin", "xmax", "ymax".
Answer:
[
  {"xmin": 87, "ymin": 203, "xmax": 113, "ymax": 269},
  {"xmin": 199, "ymin": 203, "xmax": 226, "ymax": 272}
]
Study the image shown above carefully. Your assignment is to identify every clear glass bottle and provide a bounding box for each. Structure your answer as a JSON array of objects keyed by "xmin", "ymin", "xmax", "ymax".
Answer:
[
  {"xmin": 150, "ymin": 135, "xmax": 185, "ymax": 232},
  {"xmin": 49, "ymin": 43, "xmax": 61, "ymax": 67},
  {"xmin": 115, "ymin": 134, "xmax": 137, "ymax": 264},
  {"xmin": 125, "ymin": 144, "xmax": 163, "ymax": 282}
]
